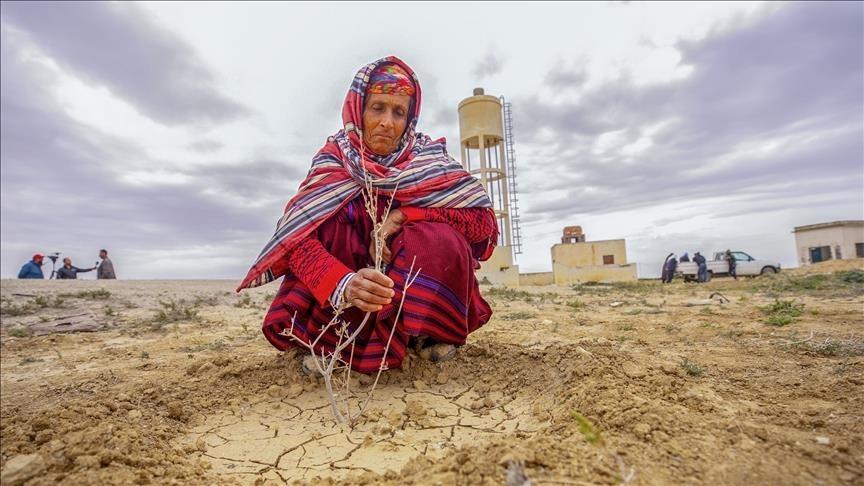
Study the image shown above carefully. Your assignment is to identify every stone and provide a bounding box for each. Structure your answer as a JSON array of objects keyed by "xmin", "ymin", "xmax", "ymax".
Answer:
[
  {"xmin": 1, "ymin": 454, "xmax": 46, "ymax": 485},
  {"xmin": 815, "ymin": 436, "xmax": 831, "ymax": 445}
]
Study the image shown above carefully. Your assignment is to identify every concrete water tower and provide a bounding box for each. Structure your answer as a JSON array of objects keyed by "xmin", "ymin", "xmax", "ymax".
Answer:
[{"xmin": 458, "ymin": 87, "xmax": 522, "ymax": 286}]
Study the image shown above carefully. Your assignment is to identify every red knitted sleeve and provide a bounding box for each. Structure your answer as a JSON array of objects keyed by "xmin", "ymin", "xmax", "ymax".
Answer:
[
  {"xmin": 400, "ymin": 207, "xmax": 498, "ymax": 261},
  {"xmin": 285, "ymin": 237, "xmax": 352, "ymax": 307}
]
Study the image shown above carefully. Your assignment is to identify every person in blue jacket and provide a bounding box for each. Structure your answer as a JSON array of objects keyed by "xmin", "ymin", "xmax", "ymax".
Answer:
[{"xmin": 18, "ymin": 254, "xmax": 45, "ymax": 279}]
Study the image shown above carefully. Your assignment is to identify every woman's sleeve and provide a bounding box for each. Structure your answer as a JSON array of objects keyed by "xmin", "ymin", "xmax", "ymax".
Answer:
[
  {"xmin": 400, "ymin": 207, "xmax": 498, "ymax": 261},
  {"xmin": 285, "ymin": 237, "xmax": 353, "ymax": 307}
]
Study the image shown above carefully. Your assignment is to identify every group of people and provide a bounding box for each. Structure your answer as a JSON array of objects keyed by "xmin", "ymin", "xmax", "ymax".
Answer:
[
  {"xmin": 661, "ymin": 249, "xmax": 737, "ymax": 283},
  {"xmin": 17, "ymin": 249, "xmax": 116, "ymax": 280},
  {"xmin": 661, "ymin": 251, "xmax": 709, "ymax": 283}
]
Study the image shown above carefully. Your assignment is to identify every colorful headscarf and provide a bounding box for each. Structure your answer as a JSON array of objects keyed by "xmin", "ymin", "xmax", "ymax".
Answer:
[
  {"xmin": 367, "ymin": 63, "xmax": 416, "ymax": 96},
  {"xmin": 238, "ymin": 56, "xmax": 494, "ymax": 290}
]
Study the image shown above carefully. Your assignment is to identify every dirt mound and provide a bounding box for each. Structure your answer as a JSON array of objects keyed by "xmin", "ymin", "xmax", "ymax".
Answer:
[{"xmin": 784, "ymin": 258, "xmax": 864, "ymax": 275}]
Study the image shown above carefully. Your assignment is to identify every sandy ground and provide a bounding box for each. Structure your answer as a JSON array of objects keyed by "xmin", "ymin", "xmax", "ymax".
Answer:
[{"xmin": 1, "ymin": 260, "xmax": 862, "ymax": 485}]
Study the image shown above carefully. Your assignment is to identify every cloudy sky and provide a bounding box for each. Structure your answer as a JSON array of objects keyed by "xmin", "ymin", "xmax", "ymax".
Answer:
[{"xmin": 1, "ymin": 1, "xmax": 862, "ymax": 279}]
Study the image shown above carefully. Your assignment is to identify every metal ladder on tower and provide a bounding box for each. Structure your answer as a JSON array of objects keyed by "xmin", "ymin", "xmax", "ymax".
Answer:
[{"xmin": 501, "ymin": 98, "xmax": 523, "ymax": 255}]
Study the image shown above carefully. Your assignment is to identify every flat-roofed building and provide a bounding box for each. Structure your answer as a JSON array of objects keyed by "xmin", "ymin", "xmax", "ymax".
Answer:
[{"xmin": 792, "ymin": 220, "xmax": 864, "ymax": 265}]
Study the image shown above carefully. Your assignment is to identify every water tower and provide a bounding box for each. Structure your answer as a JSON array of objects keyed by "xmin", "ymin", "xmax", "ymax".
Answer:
[{"xmin": 458, "ymin": 88, "xmax": 522, "ymax": 286}]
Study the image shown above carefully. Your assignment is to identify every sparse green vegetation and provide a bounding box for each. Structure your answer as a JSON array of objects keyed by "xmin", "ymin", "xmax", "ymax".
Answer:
[
  {"xmin": 181, "ymin": 339, "xmax": 227, "ymax": 353},
  {"xmin": 0, "ymin": 298, "xmax": 36, "ymax": 316},
  {"xmin": 499, "ymin": 311, "xmax": 537, "ymax": 321},
  {"xmin": 762, "ymin": 299, "xmax": 805, "ymax": 327},
  {"xmin": 571, "ymin": 412, "xmax": 604, "ymax": 446},
  {"xmin": 566, "ymin": 299, "xmax": 586, "ymax": 310},
  {"xmin": 62, "ymin": 288, "xmax": 112, "ymax": 300},
  {"xmin": 234, "ymin": 294, "xmax": 253, "ymax": 308},
  {"xmin": 140, "ymin": 351, "xmax": 150, "ymax": 359},
  {"xmin": 755, "ymin": 270, "xmax": 864, "ymax": 295},
  {"xmin": 153, "ymin": 299, "xmax": 200, "ymax": 325},
  {"xmin": 103, "ymin": 305, "xmax": 116, "ymax": 316},
  {"xmin": 8, "ymin": 326, "xmax": 32, "ymax": 338},
  {"xmin": 681, "ymin": 358, "xmax": 705, "ymax": 376},
  {"xmin": 18, "ymin": 357, "xmax": 44, "ymax": 365},
  {"xmin": 617, "ymin": 323, "xmax": 635, "ymax": 331}
]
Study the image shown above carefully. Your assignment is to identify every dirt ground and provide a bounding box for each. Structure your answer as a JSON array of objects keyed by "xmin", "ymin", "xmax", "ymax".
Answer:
[{"xmin": 1, "ymin": 260, "xmax": 862, "ymax": 485}]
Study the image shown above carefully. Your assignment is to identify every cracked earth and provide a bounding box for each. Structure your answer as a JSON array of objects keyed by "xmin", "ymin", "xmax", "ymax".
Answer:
[{"xmin": 2, "ymin": 261, "xmax": 863, "ymax": 485}]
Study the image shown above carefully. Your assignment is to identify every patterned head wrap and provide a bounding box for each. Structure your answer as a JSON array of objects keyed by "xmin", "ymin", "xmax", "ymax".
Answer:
[{"xmin": 367, "ymin": 63, "xmax": 416, "ymax": 96}]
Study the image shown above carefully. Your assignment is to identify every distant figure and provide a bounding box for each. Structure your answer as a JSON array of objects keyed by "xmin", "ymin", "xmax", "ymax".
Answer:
[
  {"xmin": 17, "ymin": 254, "xmax": 45, "ymax": 279},
  {"xmin": 679, "ymin": 252, "xmax": 690, "ymax": 263},
  {"xmin": 693, "ymin": 252, "xmax": 708, "ymax": 283},
  {"xmin": 97, "ymin": 249, "xmax": 116, "ymax": 279},
  {"xmin": 663, "ymin": 254, "xmax": 678, "ymax": 284},
  {"xmin": 56, "ymin": 257, "xmax": 96, "ymax": 280},
  {"xmin": 661, "ymin": 253, "xmax": 674, "ymax": 283},
  {"xmin": 725, "ymin": 249, "xmax": 737, "ymax": 280}
]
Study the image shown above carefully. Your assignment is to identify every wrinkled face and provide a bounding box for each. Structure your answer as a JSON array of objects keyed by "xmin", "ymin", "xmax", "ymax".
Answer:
[
  {"xmin": 63, "ymin": 257, "xmax": 71, "ymax": 267},
  {"xmin": 362, "ymin": 93, "xmax": 411, "ymax": 156}
]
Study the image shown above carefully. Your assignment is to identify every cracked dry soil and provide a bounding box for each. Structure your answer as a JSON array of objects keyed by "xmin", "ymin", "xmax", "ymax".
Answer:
[{"xmin": 1, "ymin": 261, "xmax": 863, "ymax": 485}]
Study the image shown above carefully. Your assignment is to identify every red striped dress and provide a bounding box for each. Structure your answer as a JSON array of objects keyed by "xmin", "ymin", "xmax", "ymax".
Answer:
[{"xmin": 262, "ymin": 195, "xmax": 497, "ymax": 373}]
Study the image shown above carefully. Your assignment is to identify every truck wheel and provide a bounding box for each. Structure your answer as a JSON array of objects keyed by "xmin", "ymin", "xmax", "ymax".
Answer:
[{"xmin": 761, "ymin": 266, "xmax": 777, "ymax": 275}]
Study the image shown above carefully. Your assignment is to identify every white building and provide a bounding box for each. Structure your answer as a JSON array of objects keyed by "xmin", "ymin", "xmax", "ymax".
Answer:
[{"xmin": 792, "ymin": 220, "xmax": 864, "ymax": 265}]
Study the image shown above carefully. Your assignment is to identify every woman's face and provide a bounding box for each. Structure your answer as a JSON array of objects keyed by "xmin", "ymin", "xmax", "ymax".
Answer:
[{"xmin": 362, "ymin": 93, "xmax": 411, "ymax": 156}]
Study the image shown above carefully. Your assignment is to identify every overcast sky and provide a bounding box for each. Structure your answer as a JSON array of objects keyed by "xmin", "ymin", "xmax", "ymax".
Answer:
[{"xmin": 1, "ymin": 1, "xmax": 862, "ymax": 279}]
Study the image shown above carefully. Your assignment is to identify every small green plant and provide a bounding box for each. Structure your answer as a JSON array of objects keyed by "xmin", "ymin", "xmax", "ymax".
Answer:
[
  {"xmin": 103, "ymin": 305, "xmax": 115, "ymax": 316},
  {"xmin": 499, "ymin": 311, "xmax": 537, "ymax": 321},
  {"xmin": 61, "ymin": 288, "xmax": 111, "ymax": 300},
  {"xmin": 566, "ymin": 300, "xmax": 586, "ymax": 310},
  {"xmin": 140, "ymin": 351, "xmax": 150, "ymax": 359},
  {"xmin": 0, "ymin": 300, "xmax": 36, "ymax": 316},
  {"xmin": 234, "ymin": 294, "xmax": 253, "ymax": 308},
  {"xmin": 617, "ymin": 323, "xmax": 635, "ymax": 331},
  {"xmin": 762, "ymin": 299, "xmax": 804, "ymax": 326},
  {"xmin": 570, "ymin": 412, "xmax": 604, "ymax": 445},
  {"xmin": 153, "ymin": 300, "xmax": 199, "ymax": 324},
  {"xmin": 7, "ymin": 326, "xmax": 32, "ymax": 338},
  {"xmin": 18, "ymin": 357, "xmax": 44, "ymax": 365},
  {"xmin": 698, "ymin": 307, "xmax": 716, "ymax": 316},
  {"xmin": 681, "ymin": 358, "xmax": 705, "ymax": 377},
  {"xmin": 180, "ymin": 339, "xmax": 227, "ymax": 353},
  {"xmin": 839, "ymin": 269, "xmax": 864, "ymax": 284}
]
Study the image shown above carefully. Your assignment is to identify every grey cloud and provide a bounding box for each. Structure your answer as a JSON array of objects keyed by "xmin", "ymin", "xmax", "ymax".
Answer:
[
  {"xmin": 544, "ymin": 63, "xmax": 589, "ymax": 89},
  {"xmin": 512, "ymin": 2, "xmax": 863, "ymax": 224},
  {"xmin": 472, "ymin": 50, "xmax": 504, "ymax": 79},
  {"xmin": 1, "ymin": 1, "xmax": 248, "ymax": 126}
]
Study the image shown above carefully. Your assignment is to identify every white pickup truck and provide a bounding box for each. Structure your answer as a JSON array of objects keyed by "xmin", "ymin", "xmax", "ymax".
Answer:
[{"xmin": 678, "ymin": 251, "xmax": 781, "ymax": 280}]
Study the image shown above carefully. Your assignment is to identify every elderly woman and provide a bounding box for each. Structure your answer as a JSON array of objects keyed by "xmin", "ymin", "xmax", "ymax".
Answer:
[{"xmin": 239, "ymin": 56, "xmax": 498, "ymax": 374}]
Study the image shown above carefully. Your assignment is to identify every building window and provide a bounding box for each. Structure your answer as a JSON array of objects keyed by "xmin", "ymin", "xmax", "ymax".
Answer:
[
  {"xmin": 856, "ymin": 243, "xmax": 864, "ymax": 258},
  {"xmin": 603, "ymin": 255, "xmax": 615, "ymax": 265}
]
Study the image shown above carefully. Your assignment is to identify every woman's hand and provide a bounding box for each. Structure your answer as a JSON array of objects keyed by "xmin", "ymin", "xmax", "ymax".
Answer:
[
  {"xmin": 343, "ymin": 268, "xmax": 395, "ymax": 312},
  {"xmin": 368, "ymin": 208, "xmax": 406, "ymax": 265}
]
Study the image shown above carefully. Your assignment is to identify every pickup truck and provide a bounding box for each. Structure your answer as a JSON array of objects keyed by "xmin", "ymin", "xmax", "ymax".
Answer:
[{"xmin": 677, "ymin": 251, "xmax": 781, "ymax": 280}]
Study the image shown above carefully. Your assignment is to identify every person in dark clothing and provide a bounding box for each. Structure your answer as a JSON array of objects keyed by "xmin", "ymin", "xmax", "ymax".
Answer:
[
  {"xmin": 679, "ymin": 252, "xmax": 690, "ymax": 263},
  {"xmin": 56, "ymin": 257, "xmax": 96, "ymax": 279},
  {"xmin": 661, "ymin": 253, "xmax": 674, "ymax": 283},
  {"xmin": 693, "ymin": 252, "xmax": 708, "ymax": 283},
  {"xmin": 17, "ymin": 254, "xmax": 45, "ymax": 279},
  {"xmin": 663, "ymin": 254, "xmax": 678, "ymax": 283},
  {"xmin": 725, "ymin": 249, "xmax": 737, "ymax": 280}
]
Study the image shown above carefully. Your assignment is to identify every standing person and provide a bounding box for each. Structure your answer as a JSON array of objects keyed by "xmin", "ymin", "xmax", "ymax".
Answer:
[
  {"xmin": 97, "ymin": 249, "xmax": 116, "ymax": 279},
  {"xmin": 693, "ymin": 252, "xmax": 708, "ymax": 283},
  {"xmin": 17, "ymin": 254, "xmax": 45, "ymax": 279},
  {"xmin": 239, "ymin": 57, "xmax": 498, "ymax": 373},
  {"xmin": 725, "ymin": 249, "xmax": 737, "ymax": 280},
  {"xmin": 56, "ymin": 257, "xmax": 96, "ymax": 279},
  {"xmin": 660, "ymin": 253, "xmax": 674, "ymax": 283},
  {"xmin": 662, "ymin": 254, "xmax": 678, "ymax": 284}
]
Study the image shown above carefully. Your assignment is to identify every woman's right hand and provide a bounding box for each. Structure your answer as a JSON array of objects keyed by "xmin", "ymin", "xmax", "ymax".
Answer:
[{"xmin": 343, "ymin": 268, "xmax": 395, "ymax": 312}]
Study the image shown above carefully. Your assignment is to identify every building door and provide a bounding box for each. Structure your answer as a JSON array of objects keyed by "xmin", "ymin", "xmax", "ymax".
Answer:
[{"xmin": 810, "ymin": 246, "xmax": 832, "ymax": 263}]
